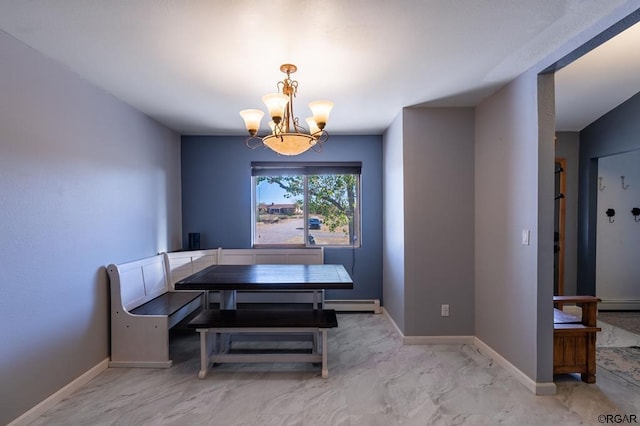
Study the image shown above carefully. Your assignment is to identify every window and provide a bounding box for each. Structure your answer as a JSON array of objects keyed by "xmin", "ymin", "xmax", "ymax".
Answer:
[{"xmin": 252, "ymin": 162, "xmax": 361, "ymax": 247}]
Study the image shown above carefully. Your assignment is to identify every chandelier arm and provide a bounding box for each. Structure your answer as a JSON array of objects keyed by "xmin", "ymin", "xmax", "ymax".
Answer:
[
  {"xmin": 285, "ymin": 93, "xmax": 294, "ymax": 133},
  {"xmin": 310, "ymin": 141, "xmax": 324, "ymax": 153},
  {"xmin": 245, "ymin": 136, "xmax": 264, "ymax": 150},
  {"xmin": 308, "ymin": 130, "xmax": 329, "ymax": 153},
  {"xmin": 316, "ymin": 130, "xmax": 329, "ymax": 144},
  {"xmin": 292, "ymin": 117, "xmax": 307, "ymax": 133},
  {"xmin": 273, "ymin": 121, "xmax": 284, "ymax": 137}
]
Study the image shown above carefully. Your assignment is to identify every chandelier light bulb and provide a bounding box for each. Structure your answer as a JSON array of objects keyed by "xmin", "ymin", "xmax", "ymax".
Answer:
[
  {"xmin": 239, "ymin": 109, "xmax": 264, "ymax": 136},
  {"xmin": 262, "ymin": 93, "xmax": 289, "ymax": 124},
  {"xmin": 308, "ymin": 100, "xmax": 334, "ymax": 130}
]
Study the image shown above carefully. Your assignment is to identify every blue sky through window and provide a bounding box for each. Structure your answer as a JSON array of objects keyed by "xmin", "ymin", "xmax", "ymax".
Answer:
[{"xmin": 256, "ymin": 180, "xmax": 291, "ymax": 205}]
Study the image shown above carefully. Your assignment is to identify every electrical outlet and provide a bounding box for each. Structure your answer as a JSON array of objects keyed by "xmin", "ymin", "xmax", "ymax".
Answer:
[{"xmin": 441, "ymin": 304, "xmax": 449, "ymax": 317}]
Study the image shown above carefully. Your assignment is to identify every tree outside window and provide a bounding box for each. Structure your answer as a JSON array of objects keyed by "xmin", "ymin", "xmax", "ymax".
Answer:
[{"xmin": 252, "ymin": 163, "xmax": 361, "ymax": 247}]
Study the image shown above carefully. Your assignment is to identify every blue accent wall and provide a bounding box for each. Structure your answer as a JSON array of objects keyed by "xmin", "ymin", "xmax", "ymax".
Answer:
[
  {"xmin": 578, "ymin": 91, "xmax": 640, "ymax": 295},
  {"xmin": 181, "ymin": 135, "xmax": 383, "ymax": 300}
]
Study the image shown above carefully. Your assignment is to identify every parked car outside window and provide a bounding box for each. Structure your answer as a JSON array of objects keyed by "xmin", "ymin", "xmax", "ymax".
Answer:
[{"xmin": 308, "ymin": 217, "xmax": 321, "ymax": 229}]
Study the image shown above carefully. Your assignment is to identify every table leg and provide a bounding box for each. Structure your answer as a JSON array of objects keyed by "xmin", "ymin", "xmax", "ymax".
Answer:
[
  {"xmin": 198, "ymin": 329, "xmax": 209, "ymax": 379},
  {"xmin": 220, "ymin": 290, "xmax": 236, "ymax": 309},
  {"xmin": 321, "ymin": 329, "xmax": 328, "ymax": 378},
  {"xmin": 312, "ymin": 290, "xmax": 325, "ymax": 309}
]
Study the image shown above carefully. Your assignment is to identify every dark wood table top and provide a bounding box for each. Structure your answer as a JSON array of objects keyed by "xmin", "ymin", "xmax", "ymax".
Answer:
[{"xmin": 174, "ymin": 264, "xmax": 353, "ymax": 291}]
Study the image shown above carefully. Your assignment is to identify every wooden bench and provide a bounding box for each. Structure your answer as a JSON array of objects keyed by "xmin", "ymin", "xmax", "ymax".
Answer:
[
  {"xmin": 107, "ymin": 254, "xmax": 204, "ymax": 368},
  {"xmin": 553, "ymin": 295, "xmax": 601, "ymax": 383},
  {"xmin": 188, "ymin": 309, "xmax": 338, "ymax": 379}
]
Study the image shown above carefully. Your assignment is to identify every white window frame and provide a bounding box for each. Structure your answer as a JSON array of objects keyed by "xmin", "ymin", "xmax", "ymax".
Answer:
[{"xmin": 251, "ymin": 162, "xmax": 361, "ymax": 248}]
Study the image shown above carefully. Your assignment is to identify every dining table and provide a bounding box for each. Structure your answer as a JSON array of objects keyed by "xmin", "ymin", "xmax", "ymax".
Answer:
[{"xmin": 174, "ymin": 263, "xmax": 354, "ymax": 309}]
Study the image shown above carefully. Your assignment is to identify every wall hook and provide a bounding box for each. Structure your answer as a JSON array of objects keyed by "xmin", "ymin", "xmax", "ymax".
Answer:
[
  {"xmin": 606, "ymin": 208, "xmax": 616, "ymax": 223},
  {"xmin": 632, "ymin": 207, "xmax": 640, "ymax": 222},
  {"xmin": 621, "ymin": 176, "xmax": 630, "ymax": 190},
  {"xmin": 599, "ymin": 177, "xmax": 606, "ymax": 191}
]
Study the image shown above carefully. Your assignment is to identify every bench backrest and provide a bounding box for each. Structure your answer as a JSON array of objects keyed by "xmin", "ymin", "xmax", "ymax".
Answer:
[
  {"xmin": 219, "ymin": 248, "xmax": 324, "ymax": 265},
  {"xmin": 163, "ymin": 248, "xmax": 324, "ymax": 293},
  {"xmin": 107, "ymin": 254, "xmax": 170, "ymax": 312},
  {"xmin": 164, "ymin": 249, "xmax": 221, "ymax": 287}
]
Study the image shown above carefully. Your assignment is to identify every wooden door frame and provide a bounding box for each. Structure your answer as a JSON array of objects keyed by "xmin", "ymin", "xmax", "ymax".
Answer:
[{"xmin": 555, "ymin": 158, "xmax": 566, "ymax": 296}]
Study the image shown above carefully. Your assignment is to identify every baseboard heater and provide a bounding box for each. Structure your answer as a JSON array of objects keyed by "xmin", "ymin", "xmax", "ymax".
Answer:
[{"xmin": 324, "ymin": 299, "xmax": 381, "ymax": 314}]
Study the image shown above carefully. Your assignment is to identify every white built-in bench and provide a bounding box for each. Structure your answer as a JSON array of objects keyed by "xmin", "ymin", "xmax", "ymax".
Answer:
[{"xmin": 107, "ymin": 254, "xmax": 204, "ymax": 368}]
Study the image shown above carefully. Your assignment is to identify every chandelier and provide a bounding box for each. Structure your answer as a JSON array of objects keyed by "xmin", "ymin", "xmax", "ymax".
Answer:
[{"xmin": 240, "ymin": 64, "xmax": 333, "ymax": 156}]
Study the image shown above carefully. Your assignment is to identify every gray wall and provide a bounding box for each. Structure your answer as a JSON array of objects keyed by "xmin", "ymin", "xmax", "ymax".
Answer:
[
  {"xmin": 0, "ymin": 31, "xmax": 182, "ymax": 424},
  {"xmin": 554, "ymin": 132, "xmax": 580, "ymax": 296},
  {"xmin": 381, "ymin": 107, "xmax": 475, "ymax": 337},
  {"xmin": 578, "ymin": 91, "xmax": 640, "ymax": 296},
  {"xmin": 402, "ymin": 107, "xmax": 475, "ymax": 336},
  {"xmin": 180, "ymin": 135, "xmax": 383, "ymax": 301},
  {"xmin": 474, "ymin": 71, "xmax": 555, "ymax": 383},
  {"xmin": 382, "ymin": 112, "xmax": 405, "ymax": 331}
]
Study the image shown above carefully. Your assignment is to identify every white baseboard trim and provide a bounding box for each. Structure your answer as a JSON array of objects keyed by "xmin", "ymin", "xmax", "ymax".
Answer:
[
  {"xmin": 108, "ymin": 360, "xmax": 172, "ymax": 368},
  {"xmin": 599, "ymin": 298, "xmax": 640, "ymax": 311},
  {"xmin": 381, "ymin": 308, "xmax": 556, "ymax": 395},
  {"xmin": 404, "ymin": 335, "xmax": 476, "ymax": 345},
  {"xmin": 474, "ymin": 338, "xmax": 556, "ymax": 396},
  {"xmin": 8, "ymin": 358, "xmax": 109, "ymax": 426},
  {"xmin": 382, "ymin": 307, "xmax": 403, "ymax": 337},
  {"xmin": 381, "ymin": 308, "xmax": 474, "ymax": 344}
]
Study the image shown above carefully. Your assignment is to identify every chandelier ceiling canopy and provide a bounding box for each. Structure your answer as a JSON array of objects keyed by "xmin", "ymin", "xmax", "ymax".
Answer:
[{"xmin": 240, "ymin": 64, "xmax": 333, "ymax": 156}]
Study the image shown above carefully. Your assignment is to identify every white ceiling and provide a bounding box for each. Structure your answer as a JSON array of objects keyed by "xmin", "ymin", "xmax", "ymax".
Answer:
[
  {"xmin": 555, "ymin": 20, "xmax": 640, "ymax": 131},
  {"xmin": 0, "ymin": 1, "xmax": 638, "ymax": 135}
]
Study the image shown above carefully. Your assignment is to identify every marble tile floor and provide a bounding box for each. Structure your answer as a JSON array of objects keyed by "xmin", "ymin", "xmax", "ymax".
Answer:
[
  {"xmin": 598, "ymin": 311, "xmax": 640, "ymax": 336},
  {"xmin": 27, "ymin": 313, "xmax": 640, "ymax": 426}
]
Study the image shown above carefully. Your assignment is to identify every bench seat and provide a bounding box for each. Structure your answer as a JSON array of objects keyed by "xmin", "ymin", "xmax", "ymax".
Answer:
[
  {"xmin": 553, "ymin": 309, "xmax": 581, "ymax": 324},
  {"xmin": 131, "ymin": 291, "xmax": 203, "ymax": 316},
  {"xmin": 189, "ymin": 309, "xmax": 338, "ymax": 379},
  {"xmin": 131, "ymin": 291, "xmax": 203, "ymax": 328}
]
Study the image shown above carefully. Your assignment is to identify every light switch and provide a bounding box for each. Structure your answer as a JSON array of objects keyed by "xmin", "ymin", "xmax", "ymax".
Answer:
[{"xmin": 521, "ymin": 229, "xmax": 530, "ymax": 246}]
